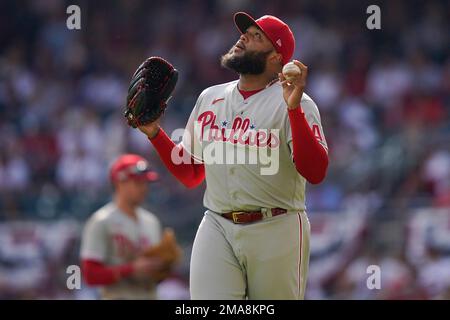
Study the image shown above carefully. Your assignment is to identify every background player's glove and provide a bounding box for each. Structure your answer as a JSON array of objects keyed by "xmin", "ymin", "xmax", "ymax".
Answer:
[
  {"xmin": 141, "ymin": 228, "xmax": 182, "ymax": 281},
  {"xmin": 124, "ymin": 57, "xmax": 178, "ymax": 128}
]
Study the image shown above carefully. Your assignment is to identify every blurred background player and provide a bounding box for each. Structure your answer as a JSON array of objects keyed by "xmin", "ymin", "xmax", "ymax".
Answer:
[{"xmin": 80, "ymin": 154, "xmax": 167, "ymax": 299}]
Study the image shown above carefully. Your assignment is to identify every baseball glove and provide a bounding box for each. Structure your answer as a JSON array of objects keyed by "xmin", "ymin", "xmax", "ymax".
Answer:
[
  {"xmin": 142, "ymin": 228, "xmax": 182, "ymax": 281},
  {"xmin": 124, "ymin": 56, "xmax": 178, "ymax": 128}
]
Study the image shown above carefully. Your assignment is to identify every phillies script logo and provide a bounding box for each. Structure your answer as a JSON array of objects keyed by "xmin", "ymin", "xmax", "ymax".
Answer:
[
  {"xmin": 169, "ymin": 112, "xmax": 281, "ymax": 175},
  {"xmin": 197, "ymin": 111, "xmax": 280, "ymax": 148},
  {"xmin": 112, "ymin": 233, "xmax": 150, "ymax": 260}
]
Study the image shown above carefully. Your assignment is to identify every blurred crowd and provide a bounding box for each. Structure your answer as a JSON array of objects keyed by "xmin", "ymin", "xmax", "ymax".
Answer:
[{"xmin": 0, "ymin": 0, "xmax": 449, "ymax": 299}]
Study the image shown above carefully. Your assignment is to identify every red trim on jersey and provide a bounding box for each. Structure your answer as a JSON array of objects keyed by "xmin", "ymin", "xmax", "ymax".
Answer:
[
  {"xmin": 288, "ymin": 106, "xmax": 328, "ymax": 184},
  {"xmin": 212, "ymin": 97, "xmax": 225, "ymax": 105},
  {"xmin": 238, "ymin": 88, "xmax": 264, "ymax": 100},
  {"xmin": 81, "ymin": 259, "xmax": 134, "ymax": 286},
  {"xmin": 312, "ymin": 124, "xmax": 323, "ymax": 142},
  {"xmin": 297, "ymin": 212, "xmax": 303, "ymax": 298},
  {"xmin": 149, "ymin": 129, "xmax": 205, "ymax": 189}
]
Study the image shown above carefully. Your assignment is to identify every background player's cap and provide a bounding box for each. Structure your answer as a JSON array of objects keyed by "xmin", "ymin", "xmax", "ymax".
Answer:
[
  {"xmin": 234, "ymin": 12, "xmax": 295, "ymax": 65},
  {"xmin": 110, "ymin": 154, "xmax": 158, "ymax": 183}
]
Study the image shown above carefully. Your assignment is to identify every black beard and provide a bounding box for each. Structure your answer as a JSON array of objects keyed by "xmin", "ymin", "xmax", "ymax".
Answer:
[{"xmin": 221, "ymin": 48, "xmax": 273, "ymax": 75}]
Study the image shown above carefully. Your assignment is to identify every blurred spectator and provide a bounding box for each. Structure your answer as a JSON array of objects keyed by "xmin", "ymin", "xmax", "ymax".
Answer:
[{"xmin": 418, "ymin": 247, "xmax": 450, "ymax": 299}]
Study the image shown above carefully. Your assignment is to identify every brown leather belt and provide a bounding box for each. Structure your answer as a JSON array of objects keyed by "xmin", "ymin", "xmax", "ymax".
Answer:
[{"xmin": 221, "ymin": 208, "xmax": 288, "ymax": 224}]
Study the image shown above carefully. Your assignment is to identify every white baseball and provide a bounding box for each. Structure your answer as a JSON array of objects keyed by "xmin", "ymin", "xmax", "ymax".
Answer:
[{"xmin": 282, "ymin": 62, "xmax": 302, "ymax": 82}]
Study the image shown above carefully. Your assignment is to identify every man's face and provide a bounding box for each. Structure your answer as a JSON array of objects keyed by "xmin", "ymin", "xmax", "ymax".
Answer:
[
  {"xmin": 221, "ymin": 25, "xmax": 276, "ymax": 75},
  {"xmin": 117, "ymin": 178, "xmax": 149, "ymax": 206}
]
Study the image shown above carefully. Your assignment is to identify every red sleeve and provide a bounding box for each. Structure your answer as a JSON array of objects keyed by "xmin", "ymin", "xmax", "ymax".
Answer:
[
  {"xmin": 149, "ymin": 129, "xmax": 205, "ymax": 189},
  {"xmin": 288, "ymin": 106, "xmax": 328, "ymax": 184},
  {"xmin": 82, "ymin": 259, "xmax": 134, "ymax": 286}
]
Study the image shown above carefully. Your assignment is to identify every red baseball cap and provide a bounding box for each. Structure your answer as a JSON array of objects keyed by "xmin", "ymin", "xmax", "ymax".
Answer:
[
  {"xmin": 110, "ymin": 154, "xmax": 158, "ymax": 183},
  {"xmin": 234, "ymin": 12, "xmax": 295, "ymax": 66}
]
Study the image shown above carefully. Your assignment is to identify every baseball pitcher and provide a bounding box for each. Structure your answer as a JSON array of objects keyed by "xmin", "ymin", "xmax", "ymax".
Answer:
[{"xmin": 125, "ymin": 12, "xmax": 328, "ymax": 299}]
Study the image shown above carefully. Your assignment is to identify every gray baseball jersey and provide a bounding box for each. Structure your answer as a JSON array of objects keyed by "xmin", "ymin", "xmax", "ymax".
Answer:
[
  {"xmin": 181, "ymin": 80, "xmax": 326, "ymax": 299},
  {"xmin": 181, "ymin": 80, "xmax": 327, "ymax": 213},
  {"xmin": 80, "ymin": 202, "xmax": 162, "ymax": 299}
]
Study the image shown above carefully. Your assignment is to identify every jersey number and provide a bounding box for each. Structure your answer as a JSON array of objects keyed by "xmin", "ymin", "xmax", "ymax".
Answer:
[{"xmin": 312, "ymin": 124, "xmax": 323, "ymax": 142}]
